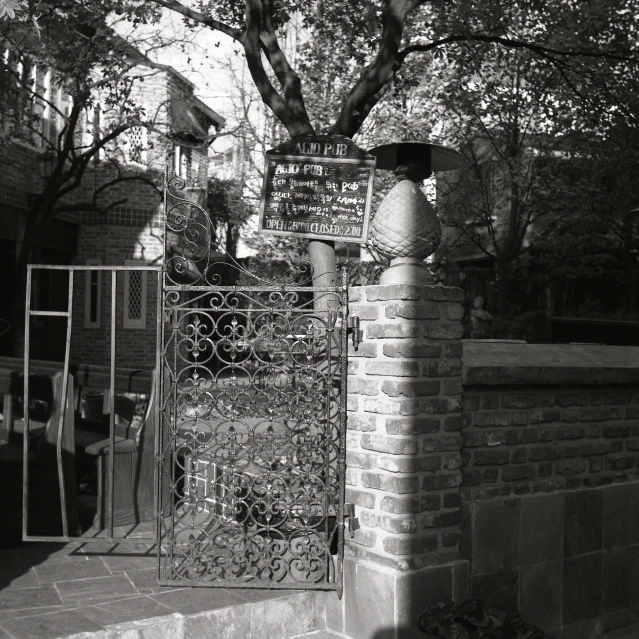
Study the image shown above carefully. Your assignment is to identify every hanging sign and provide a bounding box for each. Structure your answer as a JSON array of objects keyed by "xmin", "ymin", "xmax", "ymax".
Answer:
[{"xmin": 258, "ymin": 135, "xmax": 376, "ymax": 244}]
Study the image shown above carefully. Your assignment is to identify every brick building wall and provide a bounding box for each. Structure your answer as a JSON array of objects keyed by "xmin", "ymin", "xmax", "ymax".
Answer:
[{"xmin": 70, "ymin": 221, "xmax": 162, "ymax": 370}]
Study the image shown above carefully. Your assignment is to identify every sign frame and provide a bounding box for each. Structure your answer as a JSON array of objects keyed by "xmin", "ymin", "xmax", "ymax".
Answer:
[{"xmin": 258, "ymin": 146, "xmax": 376, "ymax": 245}]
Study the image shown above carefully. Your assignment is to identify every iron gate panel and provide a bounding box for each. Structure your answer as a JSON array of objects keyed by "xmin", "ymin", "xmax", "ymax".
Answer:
[{"xmin": 158, "ymin": 175, "xmax": 348, "ymax": 593}]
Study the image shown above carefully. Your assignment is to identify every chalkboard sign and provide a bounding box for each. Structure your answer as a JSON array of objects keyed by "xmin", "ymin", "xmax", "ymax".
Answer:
[{"xmin": 258, "ymin": 135, "xmax": 376, "ymax": 244}]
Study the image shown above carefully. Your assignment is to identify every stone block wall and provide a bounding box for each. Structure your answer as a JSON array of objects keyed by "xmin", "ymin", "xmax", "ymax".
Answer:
[{"xmin": 460, "ymin": 483, "xmax": 639, "ymax": 638}]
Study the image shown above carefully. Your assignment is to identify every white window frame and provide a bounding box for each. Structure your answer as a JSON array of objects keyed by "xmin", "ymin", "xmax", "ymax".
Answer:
[
  {"xmin": 173, "ymin": 145, "xmax": 190, "ymax": 178},
  {"xmin": 84, "ymin": 259, "xmax": 101, "ymax": 329},
  {"xmin": 123, "ymin": 261, "xmax": 147, "ymax": 329}
]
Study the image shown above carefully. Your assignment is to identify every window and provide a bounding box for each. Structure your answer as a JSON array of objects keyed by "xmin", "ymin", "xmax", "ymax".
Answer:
[
  {"xmin": 173, "ymin": 145, "xmax": 190, "ymax": 178},
  {"xmin": 84, "ymin": 260, "xmax": 101, "ymax": 328},
  {"xmin": 121, "ymin": 125, "xmax": 148, "ymax": 166},
  {"xmin": 123, "ymin": 261, "xmax": 147, "ymax": 329}
]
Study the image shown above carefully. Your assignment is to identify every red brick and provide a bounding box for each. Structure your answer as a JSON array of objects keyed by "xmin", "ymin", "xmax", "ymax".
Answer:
[
  {"xmin": 353, "ymin": 529, "xmax": 377, "ymax": 547},
  {"xmin": 529, "ymin": 409, "xmax": 561, "ymax": 424},
  {"xmin": 420, "ymin": 455, "xmax": 442, "ymax": 471},
  {"xmin": 422, "ymin": 325, "xmax": 464, "ymax": 340},
  {"xmin": 422, "ymin": 434, "xmax": 461, "ymax": 452},
  {"xmin": 348, "ymin": 303, "xmax": 379, "ymax": 320},
  {"xmin": 364, "ymin": 397, "xmax": 421, "ymax": 415},
  {"xmin": 366, "ymin": 285, "xmax": 423, "ymax": 301},
  {"xmin": 381, "ymin": 379, "xmax": 440, "ymax": 397},
  {"xmin": 555, "ymin": 425, "xmax": 585, "ymax": 439},
  {"xmin": 422, "ymin": 360, "xmax": 462, "ymax": 377},
  {"xmin": 348, "ymin": 342, "xmax": 378, "ymax": 358},
  {"xmin": 361, "ymin": 473, "xmax": 419, "ymax": 494},
  {"xmin": 360, "ymin": 435, "xmax": 419, "ymax": 455},
  {"xmin": 603, "ymin": 423, "xmax": 631, "ymax": 438},
  {"xmin": 422, "ymin": 398, "xmax": 456, "ymax": 414},
  {"xmin": 555, "ymin": 458, "xmax": 588, "ymax": 475},
  {"xmin": 380, "ymin": 494, "xmax": 440, "ymax": 514},
  {"xmin": 385, "ymin": 303, "xmax": 440, "ymax": 320},
  {"xmin": 580, "ymin": 440, "xmax": 610, "ymax": 456},
  {"xmin": 421, "ymin": 509, "xmax": 461, "ymax": 528},
  {"xmin": 347, "ymin": 413, "xmax": 378, "ymax": 432},
  {"xmin": 444, "ymin": 415, "xmax": 464, "ymax": 431},
  {"xmin": 445, "ymin": 304, "xmax": 464, "ymax": 320},
  {"xmin": 377, "ymin": 456, "xmax": 422, "ymax": 473},
  {"xmin": 441, "ymin": 531, "xmax": 461, "ymax": 547},
  {"xmin": 365, "ymin": 361, "xmax": 419, "ymax": 377},
  {"xmin": 385, "ymin": 416, "xmax": 441, "ymax": 435},
  {"xmin": 444, "ymin": 343, "xmax": 463, "ymax": 358},
  {"xmin": 501, "ymin": 465, "xmax": 535, "ymax": 481},
  {"xmin": 472, "ymin": 449, "xmax": 510, "ymax": 465},
  {"xmin": 528, "ymin": 445, "xmax": 561, "ymax": 461},
  {"xmin": 473, "ymin": 411, "xmax": 511, "ymax": 427},
  {"xmin": 345, "ymin": 488, "xmax": 376, "ymax": 509},
  {"xmin": 367, "ymin": 323, "xmax": 420, "ymax": 339},
  {"xmin": 422, "ymin": 473, "xmax": 461, "ymax": 490},
  {"xmin": 383, "ymin": 342, "xmax": 441, "ymax": 358},
  {"xmin": 348, "ymin": 377, "xmax": 379, "ymax": 396},
  {"xmin": 501, "ymin": 394, "xmax": 538, "ymax": 409},
  {"xmin": 606, "ymin": 454, "xmax": 636, "ymax": 471},
  {"xmin": 346, "ymin": 451, "xmax": 376, "ymax": 469}
]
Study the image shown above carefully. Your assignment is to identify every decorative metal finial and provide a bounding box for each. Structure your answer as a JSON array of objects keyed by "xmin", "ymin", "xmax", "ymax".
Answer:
[{"xmin": 367, "ymin": 142, "xmax": 464, "ymax": 285}]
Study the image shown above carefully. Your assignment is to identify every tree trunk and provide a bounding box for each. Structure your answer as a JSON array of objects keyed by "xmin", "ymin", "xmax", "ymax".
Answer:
[
  {"xmin": 307, "ymin": 239, "xmax": 337, "ymax": 310},
  {"xmin": 496, "ymin": 261, "xmax": 509, "ymax": 316}
]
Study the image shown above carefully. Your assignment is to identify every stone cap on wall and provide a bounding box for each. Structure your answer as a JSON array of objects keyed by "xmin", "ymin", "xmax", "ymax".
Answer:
[{"xmin": 463, "ymin": 342, "xmax": 639, "ymax": 385}]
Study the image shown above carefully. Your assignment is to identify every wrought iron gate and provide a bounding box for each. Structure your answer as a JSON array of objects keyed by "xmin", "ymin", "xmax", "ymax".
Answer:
[{"xmin": 157, "ymin": 174, "xmax": 349, "ymax": 594}]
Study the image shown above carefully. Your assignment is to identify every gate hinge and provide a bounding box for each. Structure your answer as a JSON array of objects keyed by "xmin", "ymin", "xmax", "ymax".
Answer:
[
  {"xmin": 347, "ymin": 316, "xmax": 363, "ymax": 350},
  {"xmin": 344, "ymin": 502, "xmax": 357, "ymax": 539}
]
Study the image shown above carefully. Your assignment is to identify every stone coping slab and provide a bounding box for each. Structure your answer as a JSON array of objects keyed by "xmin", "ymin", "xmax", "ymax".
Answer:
[
  {"xmin": 0, "ymin": 541, "xmax": 327, "ymax": 639},
  {"xmin": 463, "ymin": 342, "xmax": 639, "ymax": 386}
]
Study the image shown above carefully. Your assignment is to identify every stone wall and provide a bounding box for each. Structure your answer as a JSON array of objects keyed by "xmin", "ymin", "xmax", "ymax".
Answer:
[{"xmin": 459, "ymin": 342, "xmax": 639, "ymax": 638}]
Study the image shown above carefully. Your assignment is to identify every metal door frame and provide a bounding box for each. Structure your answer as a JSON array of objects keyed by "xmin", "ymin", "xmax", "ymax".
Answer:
[{"xmin": 21, "ymin": 264, "xmax": 161, "ymax": 545}]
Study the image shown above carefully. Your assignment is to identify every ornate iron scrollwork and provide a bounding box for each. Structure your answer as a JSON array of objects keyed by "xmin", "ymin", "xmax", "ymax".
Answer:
[{"xmin": 158, "ymin": 171, "xmax": 348, "ymax": 593}]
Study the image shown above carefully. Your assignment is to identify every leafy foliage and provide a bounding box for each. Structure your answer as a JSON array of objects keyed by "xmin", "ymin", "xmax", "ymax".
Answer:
[{"xmin": 419, "ymin": 600, "xmax": 547, "ymax": 639}]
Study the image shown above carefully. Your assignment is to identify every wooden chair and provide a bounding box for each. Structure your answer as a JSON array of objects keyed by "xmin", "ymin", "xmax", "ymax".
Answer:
[
  {"xmin": 2, "ymin": 371, "xmax": 78, "ymax": 539},
  {"xmin": 84, "ymin": 373, "xmax": 157, "ymax": 529}
]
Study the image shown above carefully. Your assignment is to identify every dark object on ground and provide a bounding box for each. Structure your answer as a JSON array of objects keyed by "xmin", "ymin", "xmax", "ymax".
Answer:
[{"xmin": 419, "ymin": 600, "xmax": 547, "ymax": 639}]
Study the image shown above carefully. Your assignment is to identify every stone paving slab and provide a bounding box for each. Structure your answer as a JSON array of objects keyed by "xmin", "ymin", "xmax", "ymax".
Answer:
[
  {"xmin": 600, "ymin": 624, "xmax": 639, "ymax": 638},
  {"xmin": 0, "ymin": 539, "xmax": 328, "ymax": 639}
]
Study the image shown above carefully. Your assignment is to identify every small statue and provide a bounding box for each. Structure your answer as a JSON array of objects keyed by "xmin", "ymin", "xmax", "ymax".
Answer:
[{"xmin": 469, "ymin": 296, "xmax": 493, "ymax": 338}]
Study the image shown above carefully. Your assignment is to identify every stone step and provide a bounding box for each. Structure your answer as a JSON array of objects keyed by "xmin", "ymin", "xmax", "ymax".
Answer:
[
  {"xmin": 0, "ymin": 541, "xmax": 331, "ymax": 639},
  {"xmin": 2, "ymin": 589, "xmax": 329, "ymax": 639}
]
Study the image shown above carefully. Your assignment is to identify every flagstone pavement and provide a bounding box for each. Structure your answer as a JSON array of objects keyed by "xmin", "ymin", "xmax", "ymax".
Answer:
[{"xmin": 0, "ymin": 524, "xmax": 328, "ymax": 639}]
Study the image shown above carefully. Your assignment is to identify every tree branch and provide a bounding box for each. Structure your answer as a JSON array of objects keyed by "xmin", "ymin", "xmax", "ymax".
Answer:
[
  {"xmin": 260, "ymin": 0, "xmax": 310, "ymax": 124},
  {"xmin": 329, "ymin": 0, "xmax": 425, "ymax": 137},
  {"xmin": 243, "ymin": 0, "xmax": 313, "ymax": 137},
  {"xmin": 146, "ymin": 0, "xmax": 244, "ymax": 42}
]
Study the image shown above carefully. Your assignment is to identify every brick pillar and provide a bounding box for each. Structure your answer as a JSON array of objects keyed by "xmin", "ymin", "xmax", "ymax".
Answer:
[{"xmin": 328, "ymin": 284, "xmax": 470, "ymax": 639}]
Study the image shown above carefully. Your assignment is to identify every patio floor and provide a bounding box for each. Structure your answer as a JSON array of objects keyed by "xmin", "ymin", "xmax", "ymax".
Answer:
[{"xmin": 0, "ymin": 524, "xmax": 328, "ymax": 639}]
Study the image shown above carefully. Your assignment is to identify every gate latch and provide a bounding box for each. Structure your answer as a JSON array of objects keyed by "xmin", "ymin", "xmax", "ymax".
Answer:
[
  {"xmin": 347, "ymin": 316, "xmax": 363, "ymax": 350},
  {"xmin": 344, "ymin": 502, "xmax": 357, "ymax": 538}
]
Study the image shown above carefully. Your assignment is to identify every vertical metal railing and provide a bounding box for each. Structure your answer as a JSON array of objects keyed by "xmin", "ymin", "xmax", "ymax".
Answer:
[{"xmin": 22, "ymin": 265, "xmax": 162, "ymax": 544}]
